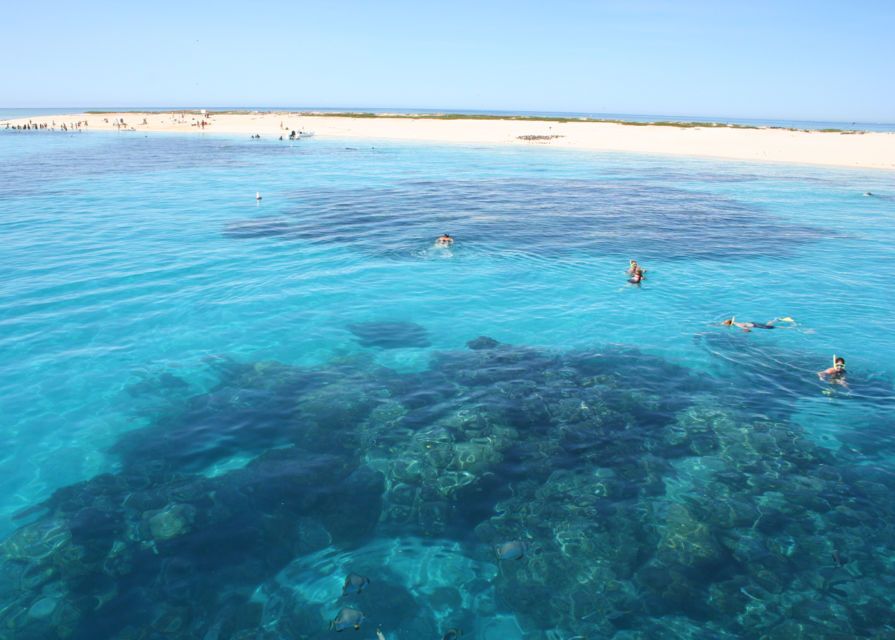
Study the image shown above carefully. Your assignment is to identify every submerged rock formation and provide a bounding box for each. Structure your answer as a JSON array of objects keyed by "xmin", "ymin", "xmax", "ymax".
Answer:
[{"xmin": 2, "ymin": 340, "xmax": 894, "ymax": 639}]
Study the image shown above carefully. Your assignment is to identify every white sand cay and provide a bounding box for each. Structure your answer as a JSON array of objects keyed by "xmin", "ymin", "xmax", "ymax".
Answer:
[{"xmin": 4, "ymin": 111, "xmax": 894, "ymax": 170}]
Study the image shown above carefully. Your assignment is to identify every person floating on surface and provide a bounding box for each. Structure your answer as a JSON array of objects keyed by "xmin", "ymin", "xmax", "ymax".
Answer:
[
  {"xmin": 721, "ymin": 316, "xmax": 796, "ymax": 332},
  {"xmin": 628, "ymin": 259, "xmax": 640, "ymax": 275},
  {"xmin": 436, "ymin": 233, "xmax": 454, "ymax": 247},
  {"xmin": 818, "ymin": 355, "xmax": 847, "ymax": 385},
  {"xmin": 629, "ymin": 268, "xmax": 645, "ymax": 285}
]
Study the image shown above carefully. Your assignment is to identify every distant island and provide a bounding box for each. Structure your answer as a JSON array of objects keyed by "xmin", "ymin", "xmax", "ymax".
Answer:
[
  {"xmin": 80, "ymin": 109, "xmax": 871, "ymax": 133},
  {"xmin": 4, "ymin": 110, "xmax": 893, "ymax": 170}
]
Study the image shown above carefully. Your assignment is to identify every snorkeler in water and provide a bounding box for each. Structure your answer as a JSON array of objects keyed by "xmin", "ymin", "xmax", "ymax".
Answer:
[
  {"xmin": 628, "ymin": 259, "xmax": 648, "ymax": 275},
  {"xmin": 721, "ymin": 316, "xmax": 796, "ymax": 332},
  {"xmin": 436, "ymin": 233, "xmax": 454, "ymax": 247},
  {"xmin": 818, "ymin": 355, "xmax": 847, "ymax": 385}
]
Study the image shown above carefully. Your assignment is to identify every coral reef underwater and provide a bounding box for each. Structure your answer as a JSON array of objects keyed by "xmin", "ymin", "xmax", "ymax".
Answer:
[
  {"xmin": 2, "ymin": 337, "xmax": 894, "ymax": 639},
  {"xmin": 223, "ymin": 178, "xmax": 837, "ymax": 260}
]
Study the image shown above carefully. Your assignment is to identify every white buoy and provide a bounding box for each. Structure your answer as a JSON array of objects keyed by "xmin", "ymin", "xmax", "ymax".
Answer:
[{"xmin": 256, "ymin": 192, "xmax": 262, "ymax": 201}]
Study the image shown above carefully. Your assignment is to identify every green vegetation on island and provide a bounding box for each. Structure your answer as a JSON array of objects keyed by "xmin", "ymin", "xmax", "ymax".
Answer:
[{"xmin": 78, "ymin": 110, "xmax": 863, "ymax": 133}]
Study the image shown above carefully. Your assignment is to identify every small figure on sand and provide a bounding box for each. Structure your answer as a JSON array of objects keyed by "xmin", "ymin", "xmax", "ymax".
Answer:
[
  {"xmin": 720, "ymin": 316, "xmax": 795, "ymax": 332},
  {"xmin": 436, "ymin": 233, "xmax": 454, "ymax": 247},
  {"xmin": 818, "ymin": 355, "xmax": 847, "ymax": 385}
]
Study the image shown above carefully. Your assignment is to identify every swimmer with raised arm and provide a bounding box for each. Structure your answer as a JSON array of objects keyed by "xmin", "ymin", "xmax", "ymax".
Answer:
[{"xmin": 721, "ymin": 316, "xmax": 796, "ymax": 332}]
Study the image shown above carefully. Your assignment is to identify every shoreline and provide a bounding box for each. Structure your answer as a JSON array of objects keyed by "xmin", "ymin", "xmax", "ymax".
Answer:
[{"xmin": 3, "ymin": 110, "xmax": 894, "ymax": 170}]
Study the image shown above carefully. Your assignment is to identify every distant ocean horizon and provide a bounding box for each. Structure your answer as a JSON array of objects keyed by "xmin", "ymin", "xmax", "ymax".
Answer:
[{"xmin": 2, "ymin": 106, "xmax": 894, "ymax": 132}]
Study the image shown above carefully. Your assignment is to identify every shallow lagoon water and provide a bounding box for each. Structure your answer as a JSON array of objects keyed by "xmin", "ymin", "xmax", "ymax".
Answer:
[{"xmin": 1, "ymin": 131, "xmax": 894, "ymax": 639}]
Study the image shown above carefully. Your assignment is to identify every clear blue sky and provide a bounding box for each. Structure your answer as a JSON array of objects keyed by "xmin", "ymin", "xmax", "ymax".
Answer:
[{"xmin": 2, "ymin": 0, "xmax": 893, "ymax": 122}]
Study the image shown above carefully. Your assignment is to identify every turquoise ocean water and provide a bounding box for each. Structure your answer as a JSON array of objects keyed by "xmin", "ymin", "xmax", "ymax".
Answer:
[{"xmin": 1, "ymin": 129, "xmax": 894, "ymax": 639}]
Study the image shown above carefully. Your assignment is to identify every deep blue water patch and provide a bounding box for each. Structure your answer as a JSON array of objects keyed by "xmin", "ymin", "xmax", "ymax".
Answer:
[
  {"xmin": 225, "ymin": 179, "xmax": 837, "ymax": 260},
  {"xmin": 0, "ymin": 134, "xmax": 330, "ymax": 194}
]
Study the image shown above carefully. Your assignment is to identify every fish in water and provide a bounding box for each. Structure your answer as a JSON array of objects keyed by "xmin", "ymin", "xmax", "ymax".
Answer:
[
  {"xmin": 495, "ymin": 540, "xmax": 527, "ymax": 561},
  {"xmin": 442, "ymin": 629, "xmax": 463, "ymax": 640},
  {"xmin": 348, "ymin": 321, "xmax": 431, "ymax": 349},
  {"xmin": 331, "ymin": 607, "xmax": 365, "ymax": 632},
  {"xmin": 342, "ymin": 573, "xmax": 370, "ymax": 596}
]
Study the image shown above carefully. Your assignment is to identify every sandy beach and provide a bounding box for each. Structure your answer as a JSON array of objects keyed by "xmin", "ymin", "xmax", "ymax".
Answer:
[{"xmin": 4, "ymin": 111, "xmax": 894, "ymax": 170}]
